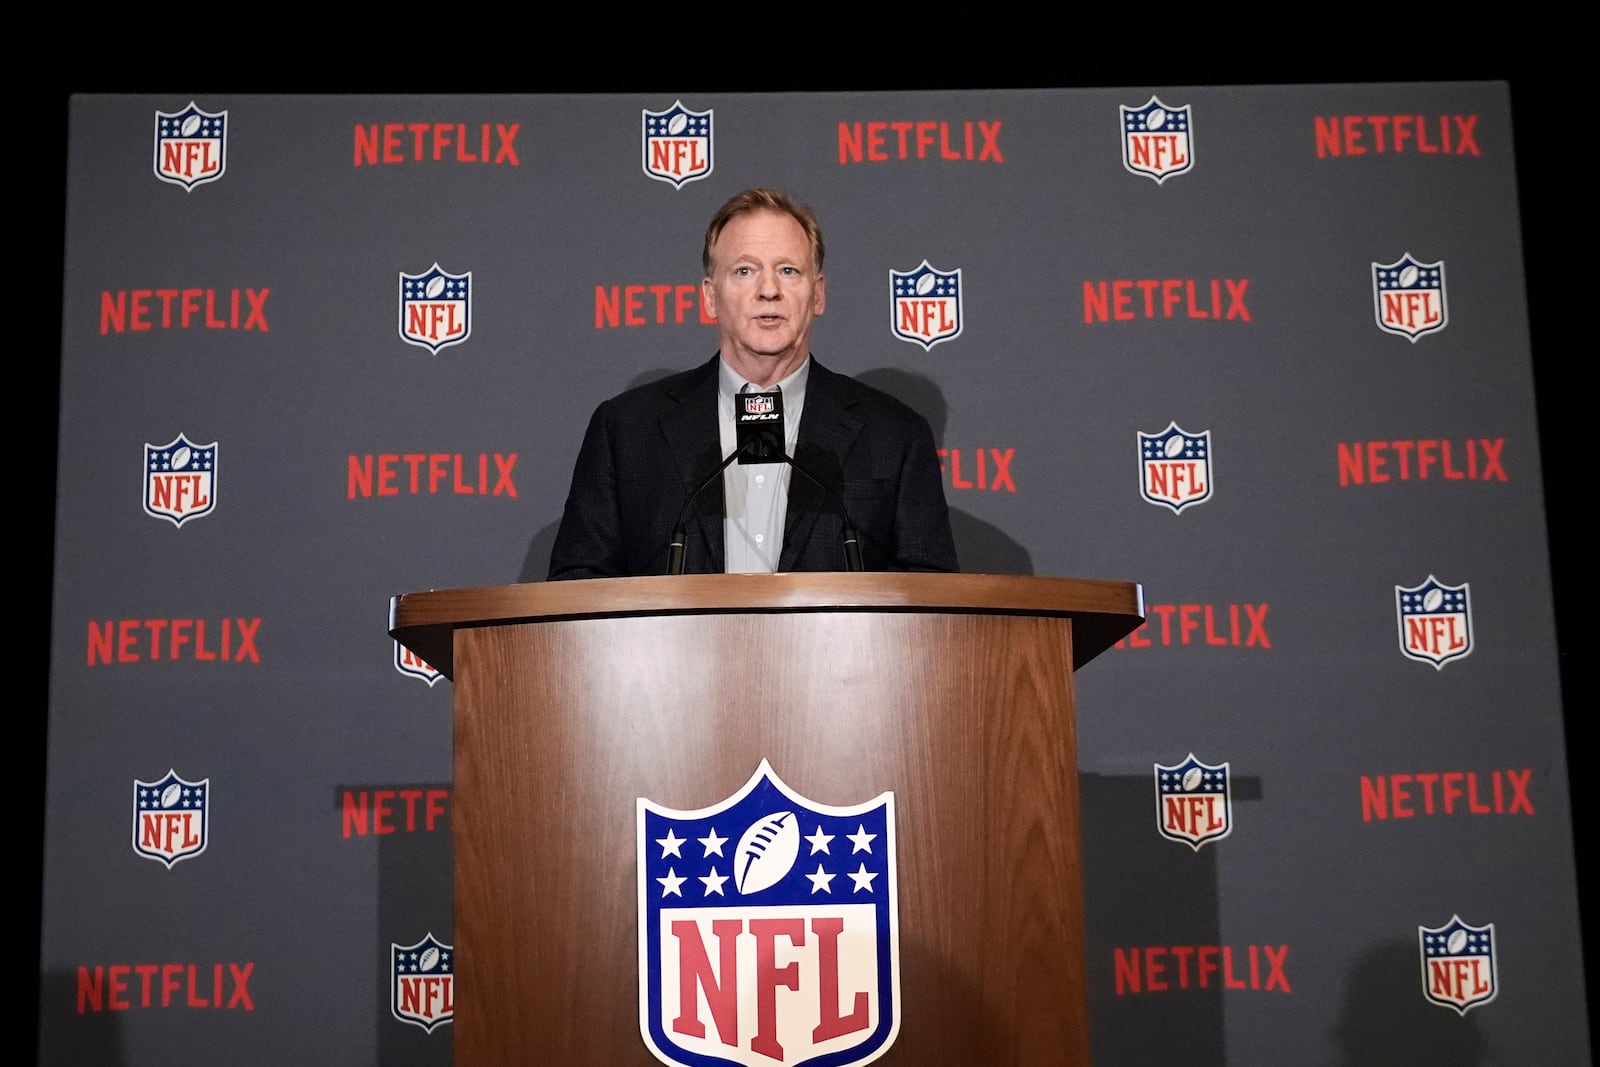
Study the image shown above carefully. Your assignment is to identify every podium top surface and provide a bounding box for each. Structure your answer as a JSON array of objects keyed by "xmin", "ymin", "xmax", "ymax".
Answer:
[{"xmin": 389, "ymin": 572, "xmax": 1144, "ymax": 680}]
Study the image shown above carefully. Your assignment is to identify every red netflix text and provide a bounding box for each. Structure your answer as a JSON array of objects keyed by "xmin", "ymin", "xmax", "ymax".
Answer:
[
  {"xmin": 87, "ymin": 618, "xmax": 260, "ymax": 665},
  {"xmin": 1114, "ymin": 604, "xmax": 1269, "ymax": 649},
  {"xmin": 1315, "ymin": 115, "xmax": 1480, "ymax": 157},
  {"xmin": 838, "ymin": 121, "xmax": 1003, "ymax": 164},
  {"xmin": 1337, "ymin": 439, "xmax": 1506, "ymax": 485},
  {"xmin": 1114, "ymin": 945, "xmax": 1290, "ymax": 994},
  {"xmin": 354, "ymin": 123, "xmax": 520, "ymax": 165},
  {"xmin": 938, "ymin": 448, "xmax": 1015, "ymax": 492},
  {"xmin": 77, "ymin": 963, "xmax": 254, "ymax": 1012},
  {"xmin": 1083, "ymin": 279, "xmax": 1250, "ymax": 323},
  {"xmin": 595, "ymin": 285, "xmax": 714, "ymax": 328},
  {"xmin": 347, "ymin": 454, "xmax": 518, "ymax": 498},
  {"xmin": 343, "ymin": 788, "xmax": 452, "ymax": 837},
  {"xmin": 1361, "ymin": 770, "xmax": 1533, "ymax": 821},
  {"xmin": 100, "ymin": 289, "xmax": 269, "ymax": 334}
]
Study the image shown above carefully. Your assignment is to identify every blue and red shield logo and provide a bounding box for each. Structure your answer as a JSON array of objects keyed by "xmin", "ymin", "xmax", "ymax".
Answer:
[
  {"xmin": 154, "ymin": 101, "xmax": 227, "ymax": 190},
  {"xmin": 1372, "ymin": 253, "xmax": 1448, "ymax": 341},
  {"xmin": 638, "ymin": 761, "xmax": 900, "ymax": 1066},
  {"xmin": 1419, "ymin": 915, "xmax": 1497, "ymax": 1015},
  {"xmin": 1138, "ymin": 422, "xmax": 1212, "ymax": 513},
  {"xmin": 889, "ymin": 261, "xmax": 963, "ymax": 349},
  {"xmin": 1121, "ymin": 96, "xmax": 1193, "ymax": 183},
  {"xmin": 1395, "ymin": 575, "xmax": 1473, "ymax": 669},
  {"xmin": 394, "ymin": 640, "xmax": 444, "ymax": 686},
  {"xmin": 1154, "ymin": 754, "xmax": 1232, "ymax": 850},
  {"xmin": 399, "ymin": 264, "xmax": 472, "ymax": 353},
  {"xmin": 391, "ymin": 932, "xmax": 455, "ymax": 1032},
  {"xmin": 643, "ymin": 101, "xmax": 714, "ymax": 188},
  {"xmin": 133, "ymin": 770, "xmax": 209, "ymax": 868},
  {"xmin": 144, "ymin": 434, "xmax": 217, "ymax": 527}
]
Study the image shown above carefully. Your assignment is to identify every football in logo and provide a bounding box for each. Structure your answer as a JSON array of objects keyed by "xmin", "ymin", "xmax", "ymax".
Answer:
[{"xmin": 734, "ymin": 811, "xmax": 800, "ymax": 894}]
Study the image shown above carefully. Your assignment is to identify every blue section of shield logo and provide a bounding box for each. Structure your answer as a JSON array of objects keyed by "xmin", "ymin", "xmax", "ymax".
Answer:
[
  {"xmin": 889, "ymin": 261, "xmax": 963, "ymax": 349},
  {"xmin": 153, "ymin": 102, "xmax": 227, "ymax": 190},
  {"xmin": 1121, "ymin": 96, "xmax": 1193, "ymax": 183},
  {"xmin": 391, "ymin": 932, "xmax": 455, "ymax": 1032},
  {"xmin": 144, "ymin": 433, "xmax": 217, "ymax": 527},
  {"xmin": 1395, "ymin": 575, "xmax": 1473, "ymax": 669},
  {"xmin": 643, "ymin": 101, "xmax": 714, "ymax": 188},
  {"xmin": 132, "ymin": 770, "xmax": 209, "ymax": 868},
  {"xmin": 399, "ymin": 263, "xmax": 472, "ymax": 353},
  {"xmin": 1372, "ymin": 253, "xmax": 1448, "ymax": 341},
  {"xmin": 1138, "ymin": 422, "xmax": 1212, "ymax": 513},
  {"xmin": 1419, "ymin": 915, "xmax": 1498, "ymax": 1015},
  {"xmin": 638, "ymin": 761, "xmax": 900, "ymax": 1067},
  {"xmin": 1154, "ymin": 754, "xmax": 1231, "ymax": 850}
]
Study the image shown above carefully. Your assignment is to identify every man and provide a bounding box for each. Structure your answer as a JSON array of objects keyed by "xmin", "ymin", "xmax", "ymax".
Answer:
[{"xmin": 547, "ymin": 187, "xmax": 958, "ymax": 579}]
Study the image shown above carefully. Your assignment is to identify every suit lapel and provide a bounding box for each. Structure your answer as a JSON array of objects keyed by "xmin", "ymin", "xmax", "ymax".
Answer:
[
  {"xmin": 658, "ymin": 357, "xmax": 726, "ymax": 573},
  {"xmin": 780, "ymin": 362, "xmax": 862, "ymax": 572}
]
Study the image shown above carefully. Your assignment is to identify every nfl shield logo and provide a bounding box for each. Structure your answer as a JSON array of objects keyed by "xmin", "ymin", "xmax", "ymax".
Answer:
[
  {"xmin": 144, "ymin": 434, "xmax": 217, "ymax": 527},
  {"xmin": 890, "ymin": 261, "xmax": 963, "ymax": 349},
  {"xmin": 1154, "ymin": 754, "xmax": 1232, "ymax": 850},
  {"xmin": 154, "ymin": 102, "xmax": 227, "ymax": 190},
  {"xmin": 394, "ymin": 639, "xmax": 444, "ymax": 686},
  {"xmin": 643, "ymin": 101, "xmax": 713, "ymax": 188},
  {"xmin": 1372, "ymin": 253, "xmax": 1448, "ymax": 341},
  {"xmin": 1419, "ymin": 915, "xmax": 1498, "ymax": 1015},
  {"xmin": 133, "ymin": 770, "xmax": 209, "ymax": 868},
  {"xmin": 638, "ymin": 760, "xmax": 900, "ymax": 1066},
  {"xmin": 1138, "ymin": 422, "xmax": 1212, "ymax": 513},
  {"xmin": 399, "ymin": 264, "xmax": 472, "ymax": 353},
  {"xmin": 1121, "ymin": 96, "xmax": 1193, "ymax": 183},
  {"xmin": 744, "ymin": 394, "xmax": 775, "ymax": 415},
  {"xmin": 391, "ymin": 933, "xmax": 455, "ymax": 1032},
  {"xmin": 1395, "ymin": 575, "xmax": 1473, "ymax": 669}
]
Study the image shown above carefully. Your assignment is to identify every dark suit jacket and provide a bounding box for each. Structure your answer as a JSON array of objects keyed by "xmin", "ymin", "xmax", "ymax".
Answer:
[{"xmin": 547, "ymin": 355, "xmax": 959, "ymax": 578}]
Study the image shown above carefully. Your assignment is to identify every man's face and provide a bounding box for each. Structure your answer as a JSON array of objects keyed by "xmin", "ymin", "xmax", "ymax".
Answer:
[{"xmin": 702, "ymin": 209, "xmax": 826, "ymax": 379}]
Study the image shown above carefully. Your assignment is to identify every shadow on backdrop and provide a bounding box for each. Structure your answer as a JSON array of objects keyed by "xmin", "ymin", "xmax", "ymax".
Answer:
[
  {"xmin": 38, "ymin": 969, "xmax": 128, "ymax": 1066},
  {"xmin": 1326, "ymin": 938, "xmax": 1493, "ymax": 1067},
  {"xmin": 333, "ymin": 783, "xmax": 455, "ymax": 1067},
  {"xmin": 855, "ymin": 367, "xmax": 1033, "ymax": 575}
]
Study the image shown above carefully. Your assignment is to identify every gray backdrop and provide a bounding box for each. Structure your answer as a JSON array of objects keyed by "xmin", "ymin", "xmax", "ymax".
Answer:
[{"xmin": 40, "ymin": 81, "xmax": 1588, "ymax": 1066}]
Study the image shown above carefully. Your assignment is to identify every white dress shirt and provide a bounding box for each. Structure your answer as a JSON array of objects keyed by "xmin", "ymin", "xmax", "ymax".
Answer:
[{"xmin": 717, "ymin": 357, "xmax": 810, "ymax": 573}]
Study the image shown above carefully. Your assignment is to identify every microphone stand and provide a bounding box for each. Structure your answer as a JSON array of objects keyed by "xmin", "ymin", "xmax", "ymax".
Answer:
[{"xmin": 667, "ymin": 443, "xmax": 865, "ymax": 575}]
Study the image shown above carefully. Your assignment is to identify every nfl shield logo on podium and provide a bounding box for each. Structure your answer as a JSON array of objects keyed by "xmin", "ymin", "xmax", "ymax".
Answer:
[{"xmin": 638, "ymin": 761, "xmax": 900, "ymax": 1066}]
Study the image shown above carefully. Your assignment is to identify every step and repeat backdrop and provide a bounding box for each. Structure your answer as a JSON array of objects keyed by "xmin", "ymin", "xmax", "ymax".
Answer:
[{"xmin": 43, "ymin": 85, "xmax": 1584, "ymax": 1065}]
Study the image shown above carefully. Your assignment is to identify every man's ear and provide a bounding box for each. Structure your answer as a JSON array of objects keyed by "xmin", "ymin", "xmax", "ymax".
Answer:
[{"xmin": 701, "ymin": 277, "xmax": 717, "ymax": 321}]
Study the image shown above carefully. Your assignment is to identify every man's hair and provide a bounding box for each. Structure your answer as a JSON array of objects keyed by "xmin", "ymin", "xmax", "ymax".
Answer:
[{"xmin": 702, "ymin": 187, "xmax": 825, "ymax": 276}]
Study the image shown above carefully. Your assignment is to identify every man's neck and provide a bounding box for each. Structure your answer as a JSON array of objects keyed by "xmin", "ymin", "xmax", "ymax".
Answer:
[{"xmin": 719, "ymin": 350, "xmax": 809, "ymax": 388}]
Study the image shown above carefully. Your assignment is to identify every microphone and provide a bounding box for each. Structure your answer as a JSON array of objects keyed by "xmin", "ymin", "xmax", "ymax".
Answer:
[
  {"xmin": 735, "ymin": 390, "xmax": 785, "ymax": 464},
  {"xmin": 665, "ymin": 391, "xmax": 864, "ymax": 574}
]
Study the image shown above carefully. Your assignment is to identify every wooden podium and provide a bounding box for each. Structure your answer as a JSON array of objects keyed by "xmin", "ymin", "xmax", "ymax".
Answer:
[{"xmin": 389, "ymin": 573, "xmax": 1143, "ymax": 1066}]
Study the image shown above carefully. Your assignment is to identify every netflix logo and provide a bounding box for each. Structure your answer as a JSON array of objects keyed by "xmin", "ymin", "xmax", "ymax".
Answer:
[
  {"xmin": 1114, "ymin": 603, "xmax": 1269, "ymax": 649},
  {"xmin": 1361, "ymin": 770, "xmax": 1534, "ymax": 821},
  {"xmin": 87, "ymin": 618, "xmax": 261, "ymax": 665},
  {"xmin": 347, "ymin": 453, "xmax": 518, "ymax": 498},
  {"xmin": 100, "ymin": 288, "xmax": 270, "ymax": 334},
  {"xmin": 595, "ymin": 284, "xmax": 713, "ymax": 328},
  {"xmin": 354, "ymin": 122, "xmax": 521, "ymax": 165},
  {"xmin": 937, "ymin": 448, "xmax": 1015, "ymax": 492},
  {"xmin": 77, "ymin": 963, "xmax": 254, "ymax": 1013},
  {"xmin": 1083, "ymin": 279, "xmax": 1250, "ymax": 323},
  {"xmin": 837, "ymin": 120, "xmax": 1003, "ymax": 164},
  {"xmin": 1114, "ymin": 945, "xmax": 1290, "ymax": 994},
  {"xmin": 1315, "ymin": 114, "xmax": 1480, "ymax": 157},
  {"xmin": 1338, "ymin": 438, "xmax": 1506, "ymax": 485},
  {"xmin": 342, "ymin": 787, "xmax": 452, "ymax": 838}
]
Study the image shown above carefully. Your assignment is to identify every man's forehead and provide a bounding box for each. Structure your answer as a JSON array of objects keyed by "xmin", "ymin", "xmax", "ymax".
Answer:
[{"xmin": 717, "ymin": 210, "xmax": 809, "ymax": 256}]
